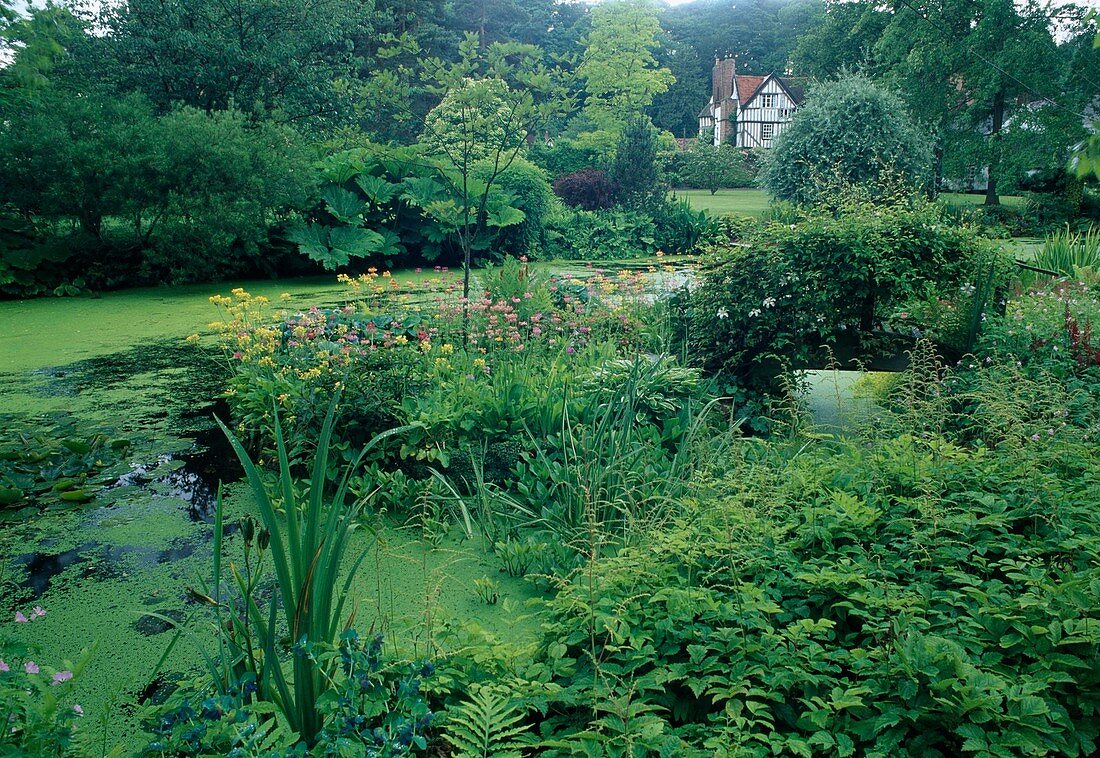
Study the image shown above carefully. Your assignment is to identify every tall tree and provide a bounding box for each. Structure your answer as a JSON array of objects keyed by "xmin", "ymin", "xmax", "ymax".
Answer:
[
  {"xmin": 0, "ymin": 3, "xmax": 88, "ymax": 109},
  {"xmin": 800, "ymin": 0, "xmax": 1069, "ymax": 204},
  {"xmin": 577, "ymin": 0, "xmax": 673, "ymax": 130},
  {"xmin": 96, "ymin": 0, "xmax": 374, "ymax": 129},
  {"xmin": 420, "ymin": 33, "xmax": 571, "ymax": 337}
]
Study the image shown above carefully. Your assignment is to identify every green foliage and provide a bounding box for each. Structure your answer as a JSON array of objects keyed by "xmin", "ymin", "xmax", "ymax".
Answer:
[
  {"xmin": 422, "ymin": 77, "xmax": 526, "ymax": 165},
  {"xmin": 99, "ymin": 0, "xmax": 374, "ymax": 129},
  {"xmin": 609, "ymin": 117, "xmax": 662, "ymax": 209},
  {"xmin": 577, "ymin": 0, "xmax": 674, "ymax": 130},
  {"xmin": 0, "ymin": 91, "xmax": 314, "ymax": 289},
  {"xmin": 689, "ymin": 201, "xmax": 997, "ymax": 414},
  {"xmin": 0, "ymin": 611, "xmax": 91, "ymax": 755},
  {"xmin": 1030, "ymin": 226, "xmax": 1100, "ymax": 281},
  {"xmin": 651, "ymin": 196, "xmax": 718, "ymax": 255},
  {"xmin": 676, "ymin": 144, "xmax": 754, "ymax": 194},
  {"xmin": 142, "ymin": 107, "xmax": 315, "ymax": 283},
  {"xmin": 509, "ymin": 354, "xmax": 718, "ymax": 547},
  {"xmin": 761, "ymin": 73, "xmax": 932, "ymax": 206},
  {"xmin": 535, "ymin": 358, "xmax": 1100, "ymax": 753},
  {"xmin": 547, "ymin": 209, "xmax": 659, "ymax": 260},
  {"xmin": 442, "ymin": 684, "xmax": 531, "ymax": 757},
  {"xmin": 0, "ymin": 413, "xmax": 134, "ymax": 514},
  {"xmin": 528, "ymin": 141, "xmax": 605, "ymax": 180},
  {"xmin": 474, "ymin": 157, "xmax": 554, "ymax": 259},
  {"xmin": 142, "ymin": 631, "xmax": 434, "ymax": 755},
  {"xmin": 290, "ymin": 145, "xmax": 550, "ymax": 268},
  {"xmin": 207, "ymin": 400, "xmax": 407, "ymax": 744}
]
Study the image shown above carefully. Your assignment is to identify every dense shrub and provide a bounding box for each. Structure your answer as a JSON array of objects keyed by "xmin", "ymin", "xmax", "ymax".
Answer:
[
  {"xmin": 761, "ymin": 73, "xmax": 932, "ymax": 205},
  {"xmin": 0, "ymin": 90, "xmax": 315, "ymax": 290},
  {"xmin": 547, "ymin": 198, "xmax": 714, "ymax": 260},
  {"xmin": 609, "ymin": 116, "xmax": 662, "ymax": 209},
  {"xmin": 536, "ymin": 408, "xmax": 1100, "ymax": 754},
  {"xmin": 141, "ymin": 107, "xmax": 316, "ymax": 283},
  {"xmin": 675, "ymin": 144, "xmax": 754, "ymax": 193},
  {"xmin": 528, "ymin": 140, "xmax": 606, "ymax": 179},
  {"xmin": 651, "ymin": 197, "xmax": 718, "ymax": 255},
  {"xmin": 475, "ymin": 157, "xmax": 554, "ymax": 258},
  {"xmin": 689, "ymin": 201, "xmax": 999, "ymax": 413},
  {"xmin": 547, "ymin": 208, "xmax": 659, "ymax": 260},
  {"xmin": 552, "ymin": 168, "xmax": 618, "ymax": 211}
]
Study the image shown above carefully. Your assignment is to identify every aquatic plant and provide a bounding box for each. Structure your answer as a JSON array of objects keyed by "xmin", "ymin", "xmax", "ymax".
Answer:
[
  {"xmin": 1030, "ymin": 225, "xmax": 1100, "ymax": 281},
  {"xmin": 0, "ymin": 413, "xmax": 133, "ymax": 515},
  {"xmin": 205, "ymin": 399, "xmax": 407, "ymax": 744},
  {"xmin": 142, "ymin": 630, "xmax": 434, "ymax": 756}
]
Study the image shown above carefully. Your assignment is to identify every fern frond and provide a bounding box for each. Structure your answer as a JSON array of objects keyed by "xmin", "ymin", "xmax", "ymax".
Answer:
[{"xmin": 443, "ymin": 684, "xmax": 531, "ymax": 757}]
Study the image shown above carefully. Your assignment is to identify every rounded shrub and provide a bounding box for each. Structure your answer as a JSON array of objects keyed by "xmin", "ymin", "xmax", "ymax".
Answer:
[
  {"xmin": 553, "ymin": 168, "xmax": 618, "ymax": 211},
  {"xmin": 761, "ymin": 73, "xmax": 933, "ymax": 205}
]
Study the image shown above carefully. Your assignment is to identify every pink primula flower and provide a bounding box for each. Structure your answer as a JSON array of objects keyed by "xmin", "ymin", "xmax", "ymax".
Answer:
[
  {"xmin": 73, "ymin": 705, "xmax": 84, "ymax": 716},
  {"xmin": 32, "ymin": 606, "xmax": 46, "ymax": 619},
  {"xmin": 14, "ymin": 612, "xmax": 28, "ymax": 622},
  {"xmin": 52, "ymin": 671, "xmax": 73, "ymax": 685},
  {"xmin": 24, "ymin": 661, "xmax": 39, "ymax": 674},
  {"xmin": 0, "ymin": 659, "xmax": 9, "ymax": 672}
]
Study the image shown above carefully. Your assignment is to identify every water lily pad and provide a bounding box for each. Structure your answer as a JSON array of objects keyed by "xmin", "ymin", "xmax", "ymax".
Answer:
[{"xmin": 0, "ymin": 487, "xmax": 25, "ymax": 506}]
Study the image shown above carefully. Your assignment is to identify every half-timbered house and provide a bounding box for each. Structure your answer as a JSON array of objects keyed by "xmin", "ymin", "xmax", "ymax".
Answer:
[{"xmin": 698, "ymin": 58, "xmax": 804, "ymax": 149}]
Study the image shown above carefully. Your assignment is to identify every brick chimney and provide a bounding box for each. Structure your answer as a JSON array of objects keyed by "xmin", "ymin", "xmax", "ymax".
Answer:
[{"xmin": 712, "ymin": 57, "xmax": 736, "ymax": 110}]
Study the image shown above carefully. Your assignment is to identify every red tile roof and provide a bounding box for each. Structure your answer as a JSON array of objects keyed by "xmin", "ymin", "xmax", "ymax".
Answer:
[
  {"xmin": 736, "ymin": 75, "xmax": 806, "ymax": 107},
  {"xmin": 735, "ymin": 75, "xmax": 768, "ymax": 106}
]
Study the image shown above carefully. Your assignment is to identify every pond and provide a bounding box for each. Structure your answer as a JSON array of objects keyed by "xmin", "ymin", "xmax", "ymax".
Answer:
[{"xmin": 0, "ymin": 271, "xmax": 542, "ymax": 746}]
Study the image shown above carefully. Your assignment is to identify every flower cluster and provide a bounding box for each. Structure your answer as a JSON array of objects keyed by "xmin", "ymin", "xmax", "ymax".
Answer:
[{"xmin": 1, "ymin": 605, "xmax": 82, "ymax": 716}]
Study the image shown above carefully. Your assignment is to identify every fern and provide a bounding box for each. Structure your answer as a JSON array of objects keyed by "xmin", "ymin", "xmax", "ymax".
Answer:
[{"xmin": 443, "ymin": 685, "xmax": 531, "ymax": 757}]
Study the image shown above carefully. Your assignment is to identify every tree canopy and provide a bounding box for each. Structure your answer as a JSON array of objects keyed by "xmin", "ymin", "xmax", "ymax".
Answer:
[{"xmin": 761, "ymin": 73, "xmax": 932, "ymax": 205}]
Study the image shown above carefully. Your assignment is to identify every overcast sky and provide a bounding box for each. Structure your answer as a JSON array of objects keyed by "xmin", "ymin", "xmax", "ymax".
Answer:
[{"xmin": 9, "ymin": 0, "xmax": 1100, "ymax": 21}]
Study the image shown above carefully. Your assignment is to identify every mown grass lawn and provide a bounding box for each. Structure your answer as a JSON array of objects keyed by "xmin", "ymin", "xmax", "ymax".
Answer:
[
  {"xmin": 672, "ymin": 188, "xmax": 771, "ymax": 217},
  {"xmin": 939, "ymin": 191, "xmax": 1026, "ymax": 207},
  {"xmin": 674, "ymin": 188, "xmax": 1027, "ymax": 219}
]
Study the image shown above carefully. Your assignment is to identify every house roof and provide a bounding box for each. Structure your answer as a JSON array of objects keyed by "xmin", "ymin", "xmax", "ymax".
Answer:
[
  {"xmin": 737, "ymin": 74, "xmax": 807, "ymax": 107},
  {"xmin": 735, "ymin": 75, "xmax": 768, "ymax": 106}
]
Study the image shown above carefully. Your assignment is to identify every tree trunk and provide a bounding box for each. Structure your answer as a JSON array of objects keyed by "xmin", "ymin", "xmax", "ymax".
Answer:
[{"xmin": 984, "ymin": 88, "xmax": 1005, "ymax": 206}]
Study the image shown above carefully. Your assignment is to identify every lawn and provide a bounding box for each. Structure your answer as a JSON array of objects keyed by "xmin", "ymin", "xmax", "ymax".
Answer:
[
  {"xmin": 672, "ymin": 188, "xmax": 771, "ymax": 217},
  {"xmin": 939, "ymin": 191, "xmax": 1026, "ymax": 207},
  {"xmin": 674, "ymin": 188, "xmax": 1028, "ymax": 218}
]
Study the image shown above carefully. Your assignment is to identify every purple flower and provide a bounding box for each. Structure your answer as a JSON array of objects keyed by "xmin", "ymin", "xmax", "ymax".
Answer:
[
  {"xmin": 0, "ymin": 659, "xmax": 9, "ymax": 672},
  {"xmin": 73, "ymin": 704, "xmax": 84, "ymax": 716},
  {"xmin": 31, "ymin": 606, "xmax": 46, "ymax": 619},
  {"xmin": 14, "ymin": 612, "xmax": 28, "ymax": 623},
  {"xmin": 52, "ymin": 670, "xmax": 73, "ymax": 685},
  {"xmin": 24, "ymin": 661, "xmax": 39, "ymax": 675}
]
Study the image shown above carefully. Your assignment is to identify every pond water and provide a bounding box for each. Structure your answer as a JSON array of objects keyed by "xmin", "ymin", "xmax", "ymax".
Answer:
[
  {"xmin": 0, "ymin": 271, "xmax": 557, "ymax": 748},
  {"xmin": 4, "ymin": 257, "xmax": 865, "ymax": 748}
]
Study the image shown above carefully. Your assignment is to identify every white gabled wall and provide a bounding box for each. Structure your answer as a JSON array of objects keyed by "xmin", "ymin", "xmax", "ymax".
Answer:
[{"xmin": 736, "ymin": 77, "xmax": 797, "ymax": 149}]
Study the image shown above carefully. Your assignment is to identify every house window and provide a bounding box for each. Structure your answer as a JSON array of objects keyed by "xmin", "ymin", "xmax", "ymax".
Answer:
[
  {"xmin": 762, "ymin": 123, "xmax": 774, "ymax": 144},
  {"xmin": 760, "ymin": 94, "xmax": 775, "ymax": 108},
  {"xmin": 779, "ymin": 108, "xmax": 793, "ymax": 119}
]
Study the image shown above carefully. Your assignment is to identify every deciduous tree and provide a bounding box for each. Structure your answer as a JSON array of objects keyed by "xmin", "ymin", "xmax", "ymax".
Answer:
[{"xmin": 577, "ymin": 0, "xmax": 673, "ymax": 130}]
